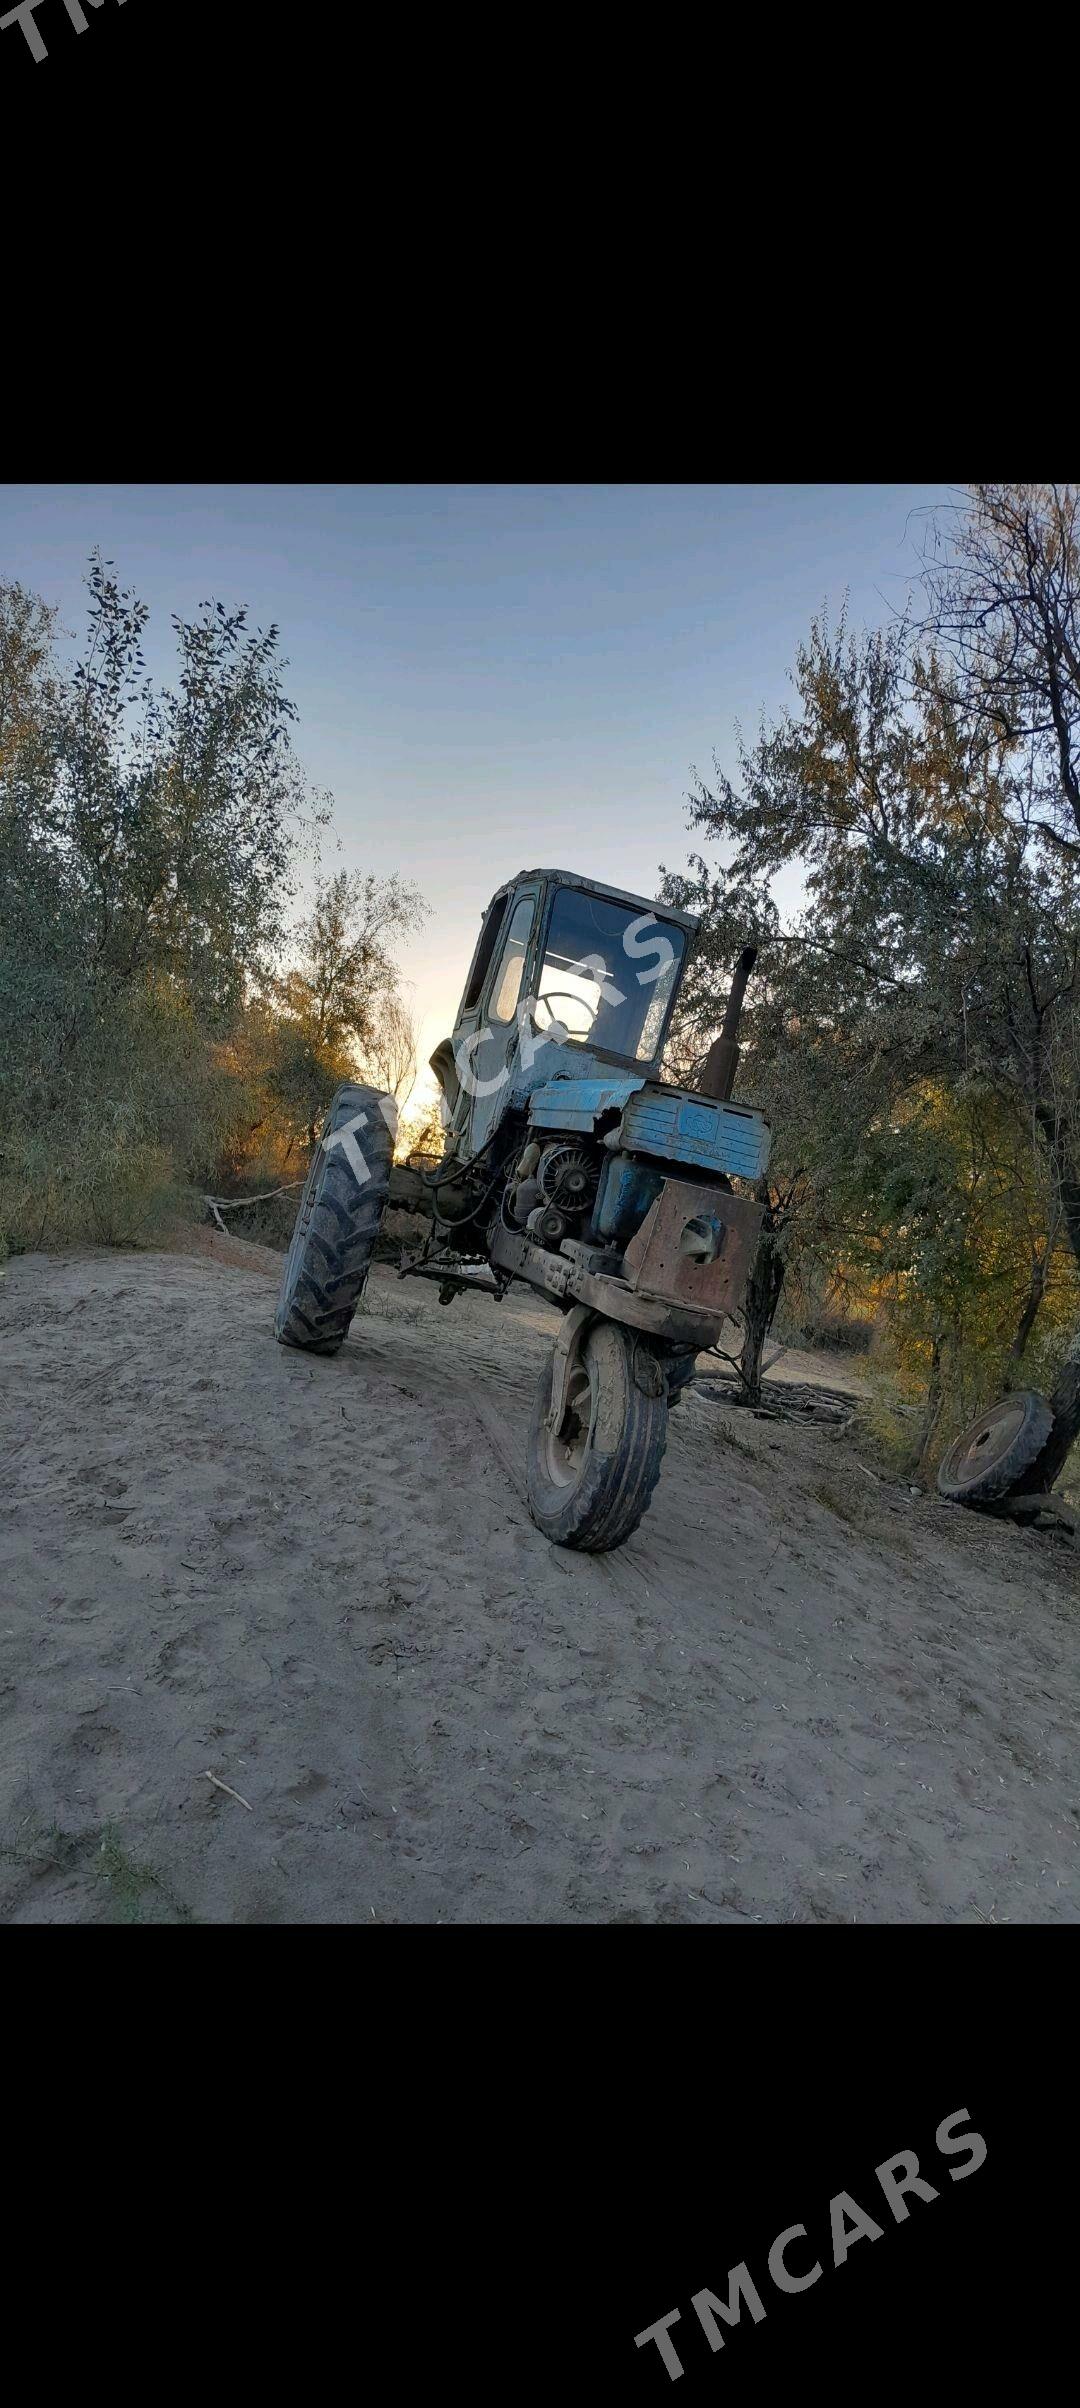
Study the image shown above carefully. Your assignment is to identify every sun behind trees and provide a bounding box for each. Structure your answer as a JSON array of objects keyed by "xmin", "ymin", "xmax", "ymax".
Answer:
[
  {"xmin": 0, "ymin": 556, "xmax": 426, "ymax": 1256},
  {"xmin": 662, "ymin": 485, "xmax": 1080, "ymax": 1484}
]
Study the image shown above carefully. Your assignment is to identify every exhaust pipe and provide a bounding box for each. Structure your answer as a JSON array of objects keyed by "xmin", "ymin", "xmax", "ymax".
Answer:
[{"xmin": 697, "ymin": 945, "xmax": 758, "ymax": 1102}]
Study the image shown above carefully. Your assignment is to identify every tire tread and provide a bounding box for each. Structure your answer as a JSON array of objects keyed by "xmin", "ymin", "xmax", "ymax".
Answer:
[
  {"xmin": 274, "ymin": 1083, "xmax": 394, "ymax": 1356},
  {"xmin": 526, "ymin": 1323, "xmax": 668, "ymax": 1552}
]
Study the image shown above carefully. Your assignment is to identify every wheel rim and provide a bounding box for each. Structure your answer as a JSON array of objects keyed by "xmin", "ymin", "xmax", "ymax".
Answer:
[
  {"xmin": 541, "ymin": 1357, "xmax": 596, "ymax": 1490},
  {"xmin": 939, "ymin": 1395, "xmax": 1030, "ymax": 1490}
]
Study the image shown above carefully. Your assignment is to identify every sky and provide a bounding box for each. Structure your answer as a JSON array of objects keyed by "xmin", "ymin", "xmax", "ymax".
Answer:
[{"xmin": 0, "ymin": 482, "xmax": 953, "ymax": 1114}]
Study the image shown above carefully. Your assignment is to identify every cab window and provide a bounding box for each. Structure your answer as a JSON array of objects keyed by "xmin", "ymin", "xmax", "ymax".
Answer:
[
  {"xmin": 461, "ymin": 892, "xmax": 509, "ymax": 1011},
  {"xmin": 536, "ymin": 886, "xmax": 685, "ymax": 1059},
  {"xmin": 489, "ymin": 896, "xmax": 536, "ymax": 1023}
]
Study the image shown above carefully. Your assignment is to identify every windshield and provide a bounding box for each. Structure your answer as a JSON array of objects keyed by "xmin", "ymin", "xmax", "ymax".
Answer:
[{"xmin": 535, "ymin": 887, "xmax": 686, "ymax": 1062}]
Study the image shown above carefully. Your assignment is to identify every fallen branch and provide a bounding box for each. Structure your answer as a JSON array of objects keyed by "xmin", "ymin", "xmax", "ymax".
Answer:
[
  {"xmin": 203, "ymin": 1770, "xmax": 253, "ymax": 1812},
  {"xmin": 204, "ymin": 1181, "xmax": 305, "ymax": 1220}
]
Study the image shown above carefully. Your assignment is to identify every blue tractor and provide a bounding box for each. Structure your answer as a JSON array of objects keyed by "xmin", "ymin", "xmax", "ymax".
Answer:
[{"xmin": 274, "ymin": 869, "xmax": 770, "ymax": 1551}]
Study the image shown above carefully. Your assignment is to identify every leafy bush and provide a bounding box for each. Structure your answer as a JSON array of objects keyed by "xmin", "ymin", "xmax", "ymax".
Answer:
[
  {"xmin": 0, "ymin": 563, "xmax": 425, "ymax": 1259},
  {"xmin": 795, "ymin": 1306, "xmax": 875, "ymax": 1355}
]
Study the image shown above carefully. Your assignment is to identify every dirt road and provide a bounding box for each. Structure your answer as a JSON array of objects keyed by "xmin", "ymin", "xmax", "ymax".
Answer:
[{"xmin": 2, "ymin": 1238, "xmax": 1079, "ymax": 1921}]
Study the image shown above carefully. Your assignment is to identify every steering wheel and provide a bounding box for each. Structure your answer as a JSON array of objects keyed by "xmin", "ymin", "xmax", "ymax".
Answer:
[{"xmin": 531, "ymin": 990, "xmax": 599, "ymax": 1036}]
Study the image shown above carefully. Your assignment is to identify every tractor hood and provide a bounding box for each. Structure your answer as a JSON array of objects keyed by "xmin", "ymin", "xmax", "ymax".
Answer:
[{"xmin": 527, "ymin": 1074, "xmax": 771, "ymax": 1184}]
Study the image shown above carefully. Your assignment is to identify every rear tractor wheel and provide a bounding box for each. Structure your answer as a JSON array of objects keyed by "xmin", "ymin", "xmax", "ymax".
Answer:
[
  {"xmin": 935, "ymin": 1389, "xmax": 1054, "ymax": 1506},
  {"xmin": 526, "ymin": 1316, "xmax": 669, "ymax": 1552},
  {"xmin": 274, "ymin": 1082, "xmax": 395, "ymax": 1357}
]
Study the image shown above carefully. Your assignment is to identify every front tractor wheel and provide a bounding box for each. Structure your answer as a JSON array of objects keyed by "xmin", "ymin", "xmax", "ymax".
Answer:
[
  {"xmin": 274, "ymin": 1082, "xmax": 395, "ymax": 1356},
  {"xmin": 526, "ymin": 1320, "xmax": 669, "ymax": 1552}
]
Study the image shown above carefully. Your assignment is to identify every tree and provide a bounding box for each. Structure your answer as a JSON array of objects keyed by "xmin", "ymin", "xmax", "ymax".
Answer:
[
  {"xmin": 0, "ymin": 558, "xmax": 424, "ymax": 1250},
  {"xmin": 395, "ymin": 1092, "xmax": 444, "ymax": 1161},
  {"xmin": 357, "ymin": 991, "xmax": 420, "ymax": 1105},
  {"xmin": 49, "ymin": 553, "xmax": 326, "ymax": 1019},
  {"xmin": 919, "ymin": 486, "xmax": 1080, "ymax": 1476},
  {"xmin": 661, "ymin": 571, "xmax": 1080, "ymax": 1447},
  {"xmin": 269, "ymin": 868, "xmax": 427, "ymax": 1142},
  {"xmin": 1, "ymin": 556, "xmax": 307, "ymax": 1243},
  {"xmin": 922, "ymin": 484, "xmax": 1080, "ymax": 857},
  {"xmin": 0, "ymin": 579, "xmax": 59, "ymax": 790}
]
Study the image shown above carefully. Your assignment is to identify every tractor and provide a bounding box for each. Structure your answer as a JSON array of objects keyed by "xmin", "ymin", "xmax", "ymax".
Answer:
[{"xmin": 273, "ymin": 868, "xmax": 771, "ymax": 1551}]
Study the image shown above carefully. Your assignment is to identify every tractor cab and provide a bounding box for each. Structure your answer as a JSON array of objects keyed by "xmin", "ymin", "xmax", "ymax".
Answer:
[{"xmin": 431, "ymin": 869, "xmax": 697, "ymax": 1163}]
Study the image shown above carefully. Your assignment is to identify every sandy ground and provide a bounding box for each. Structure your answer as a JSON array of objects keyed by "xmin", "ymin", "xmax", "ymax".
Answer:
[{"xmin": 2, "ymin": 1234, "xmax": 1079, "ymax": 1923}]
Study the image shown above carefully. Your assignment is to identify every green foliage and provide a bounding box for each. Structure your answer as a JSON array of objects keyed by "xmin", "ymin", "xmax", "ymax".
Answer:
[
  {"xmin": 661, "ymin": 490, "xmax": 1080, "ymax": 1460},
  {"xmin": 0, "ymin": 560, "xmax": 423, "ymax": 1255},
  {"xmin": 94, "ymin": 1825, "xmax": 192, "ymax": 1925}
]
